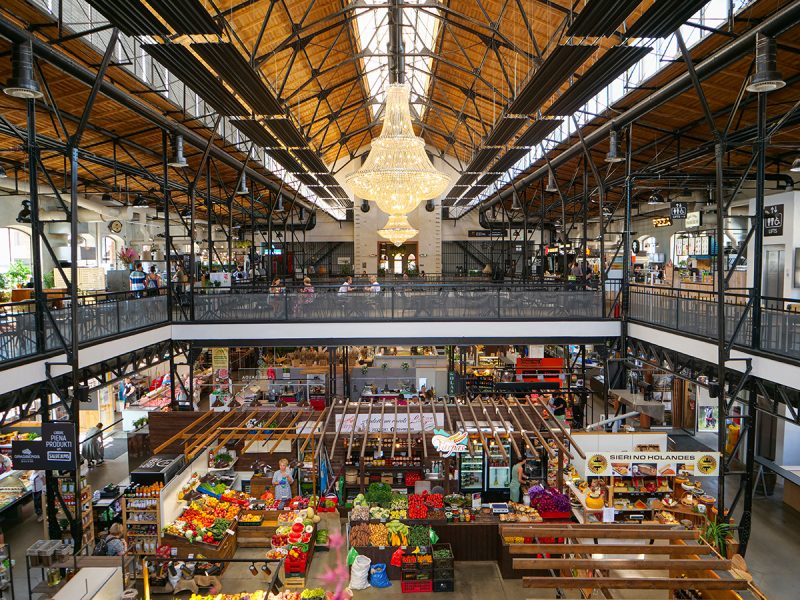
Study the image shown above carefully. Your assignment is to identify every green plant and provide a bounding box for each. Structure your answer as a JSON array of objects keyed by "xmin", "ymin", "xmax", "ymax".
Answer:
[
  {"xmin": 339, "ymin": 263, "xmax": 353, "ymax": 276},
  {"xmin": 4, "ymin": 260, "xmax": 31, "ymax": 287},
  {"xmin": 377, "ymin": 267, "xmax": 386, "ymax": 277},
  {"xmin": 360, "ymin": 364, "xmax": 369, "ymax": 376},
  {"xmin": 43, "ymin": 270, "xmax": 55, "ymax": 289},
  {"xmin": 132, "ymin": 417, "xmax": 148, "ymax": 430},
  {"xmin": 215, "ymin": 452, "xmax": 234, "ymax": 464},
  {"xmin": 401, "ymin": 362, "xmax": 410, "ymax": 372},
  {"xmin": 702, "ymin": 520, "xmax": 731, "ymax": 557}
]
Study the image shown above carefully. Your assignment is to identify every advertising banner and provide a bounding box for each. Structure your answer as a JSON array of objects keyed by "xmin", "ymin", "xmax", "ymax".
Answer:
[{"xmin": 584, "ymin": 451, "xmax": 720, "ymax": 477}]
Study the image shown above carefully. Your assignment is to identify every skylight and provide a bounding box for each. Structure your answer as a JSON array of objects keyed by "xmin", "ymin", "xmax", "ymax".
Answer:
[{"xmin": 353, "ymin": 0, "xmax": 441, "ymax": 119}]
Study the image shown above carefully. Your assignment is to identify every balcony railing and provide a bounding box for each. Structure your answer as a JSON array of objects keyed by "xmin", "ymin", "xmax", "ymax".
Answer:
[
  {"xmin": 628, "ymin": 284, "xmax": 800, "ymax": 360},
  {"xmin": 0, "ymin": 291, "xmax": 168, "ymax": 363}
]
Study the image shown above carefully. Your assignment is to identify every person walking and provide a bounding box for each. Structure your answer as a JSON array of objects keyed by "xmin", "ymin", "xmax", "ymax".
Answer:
[
  {"xmin": 122, "ymin": 377, "xmax": 138, "ymax": 408},
  {"xmin": 103, "ymin": 523, "xmax": 127, "ymax": 556},
  {"xmin": 129, "ymin": 264, "xmax": 146, "ymax": 298},
  {"xmin": 81, "ymin": 422, "xmax": 104, "ymax": 468},
  {"xmin": 172, "ymin": 265, "xmax": 188, "ymax": 304}
]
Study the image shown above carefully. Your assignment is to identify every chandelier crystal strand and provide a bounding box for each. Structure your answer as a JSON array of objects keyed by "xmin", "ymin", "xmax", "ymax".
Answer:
[
  {"xmin": 377, "ymin": 214, "xmax": 419, "ymax": 246},
  {"xmin": 347, "ymin": 83, "xmax": 450, "ymax": 217}
]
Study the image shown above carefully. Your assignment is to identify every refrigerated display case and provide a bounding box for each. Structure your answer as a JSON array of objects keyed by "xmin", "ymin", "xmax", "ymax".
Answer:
[
  {"xmin": 486, "ymin": 441, "xmax": 511, "ymax": 501},
  {"xmin": 458, "ymin": 453, "xmax": 484, "ymax": 492}
]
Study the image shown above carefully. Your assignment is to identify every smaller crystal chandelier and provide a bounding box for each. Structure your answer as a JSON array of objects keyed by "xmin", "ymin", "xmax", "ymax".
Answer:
[{"xmin": 377, "ymin": 214, "xmax": 418, "ymax": 246}]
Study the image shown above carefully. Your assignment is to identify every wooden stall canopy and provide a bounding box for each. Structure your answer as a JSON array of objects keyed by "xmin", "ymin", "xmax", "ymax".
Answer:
[
  {"xmin": 313, "ymin": 396, "xmax": 586, "ymax": 462},
  {"xmin": 501, "ymin": 523, "xmax": 768, "ymax": 599}
]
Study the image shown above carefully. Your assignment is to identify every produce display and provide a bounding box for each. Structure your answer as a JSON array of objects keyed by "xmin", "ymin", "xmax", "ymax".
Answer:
[
  {"xmin": 387, "ymin": 519, "xmax": 409, "ymax": 546},
  {"xmin": 350, "ymin": 522, "xmax": 370, "ymax": 546},
  {"xmin": 432, "ymin": 547, "xmax": 453, "ymax": 561},
  {"xmin": 408, "ymin": 494, "xmax": 428, "ymax": 519},
  {"xmin": 163, "ymin": 497, "xmax": 239, "ymax": 545},
  {"xmin": 365, "ymin": 482, "xmax": 393, "ymax": 506},
  {"xmin": 528, "ymin": 485, "xmax": 571, "ymax": 513},
  {"xmin": 369, "ymin": 522, "xmax": 389, "ymax": 546},
  {"xmin": 350, "ymin": 505, "xmax": 370, "ymax": 521},
  {"xmin": 369, "ymin": 506, "xmax": 391, "ymax": 520},
  {"xmin": 408, "ymin": 525, "xmax": 430, "ymax": 547},
  {"xmin": 315, "ymin": 529, "xmax": 329, "ymax": 546},
  {"xmin": 444, "ymin": 493, "xmax": 465, "ymax": 507}
]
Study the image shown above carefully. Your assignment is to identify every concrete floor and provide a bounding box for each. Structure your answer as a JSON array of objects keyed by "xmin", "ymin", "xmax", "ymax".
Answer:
[{"xmin": 4, "ymin": 420, "xmax": 799, "ymax": 599}]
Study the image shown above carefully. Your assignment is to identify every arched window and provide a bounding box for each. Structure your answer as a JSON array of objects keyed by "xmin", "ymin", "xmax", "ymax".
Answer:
[
  {"xmin": 0, "ymin": 227, "xmax": 31, "ymax": 272},
  {"xmin": 102, "ymin": 235, "xmax": 123, "ymax": 270}
]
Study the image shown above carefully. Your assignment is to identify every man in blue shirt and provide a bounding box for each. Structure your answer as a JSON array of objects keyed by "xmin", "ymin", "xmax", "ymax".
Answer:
[{"xmin": 129, "ymin": 263, "xmax": 146, "ymax": 298}]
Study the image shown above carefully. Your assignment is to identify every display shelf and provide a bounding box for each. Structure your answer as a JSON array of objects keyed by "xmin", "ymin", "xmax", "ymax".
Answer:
[{"xmin": 122, "ymin": 495, "xmax": 162, "ymax": 555}]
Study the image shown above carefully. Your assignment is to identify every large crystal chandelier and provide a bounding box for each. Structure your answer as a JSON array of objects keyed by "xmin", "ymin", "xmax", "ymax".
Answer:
[
  {"xmin": 378, "ymin": 214, "xmax": 418, "ymax": 246},
  {"xmin": 347, "ymin": 83, "xmax": 450, "ymax": 217}
]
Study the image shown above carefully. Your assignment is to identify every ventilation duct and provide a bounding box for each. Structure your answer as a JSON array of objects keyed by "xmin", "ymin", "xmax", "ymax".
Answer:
[
  {"xmin": 745, "ymin": 34, "xmax": 785, "ymax": 93},
  {"xmin": 514, "ymin": 119, "xmax": 562, "ymax": 148},
  {"xmin": 168, "ymin": 134, "xmax": 188, "ymax": 168},
  {"xmin": 84, "ymin": 0, "xmax": 169, "ymax": 36},
  {"xmin": 4, "ymin": 42, "xmax": 42, "ymax": 99},
  {"xmin": 483, "ymin": 116, "xmax": 528, "ymax": 147},
  {"xmin": 231, "ymin": 119, "xmax": 278, "ymax": 148}
]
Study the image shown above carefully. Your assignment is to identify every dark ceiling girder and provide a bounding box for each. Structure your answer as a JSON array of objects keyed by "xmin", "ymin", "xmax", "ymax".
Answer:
[
  {"xmin": 0, "ymin": 15, "xmax": 320, "ymax": 215},
  {"xmin": 486, "ymin": 0, "xmax": 800, "ymax": 209}
]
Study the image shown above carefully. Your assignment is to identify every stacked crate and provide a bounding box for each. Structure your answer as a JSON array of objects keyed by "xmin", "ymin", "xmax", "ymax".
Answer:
[
  {"xmin": 432, "ymin": 543, "xmax": 454, "ymax": 593},
  {"xmin": 400, "ymin": 549, "xmax": 433, "ymax": 593}
]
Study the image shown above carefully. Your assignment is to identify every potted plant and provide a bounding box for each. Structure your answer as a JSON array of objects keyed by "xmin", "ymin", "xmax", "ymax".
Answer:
[
  {"xmin": 360, "ymin": 364, "xmax": 369, "ymax": 376},
  {"xmin": 4, "ymin": 260, "xmax": 31, "ymax": 288},
  {"xmin": 702, "ymin": 520, "xmax": 734, "ymax": 557},
  {"xmin": 117, "ymin": 247, "xmax": 139, "ymax": 269}
]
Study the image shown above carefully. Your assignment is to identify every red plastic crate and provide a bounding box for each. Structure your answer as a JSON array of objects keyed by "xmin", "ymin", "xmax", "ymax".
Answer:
[
  {"xmin": 401, "ymin": 580, "xmax": 433, "ymax": 593},
  {"xmin": 284, "ymin": 556, "xmax": 308, "ymax": 574}
]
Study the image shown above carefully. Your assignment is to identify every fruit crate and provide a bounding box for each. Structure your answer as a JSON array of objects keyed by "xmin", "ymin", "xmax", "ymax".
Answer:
[
  {"xmin": 431, "ymin": 543, "xmax": 453, "ymax": 569},
  {"xmin": 433, "ymin": 579, "xmax": 455, "ymax": 593},
  {"xmin": 401, "ymin": 567, "xmax": 432, "ymax": 581},
  {"xmin": 401, "ymin": 580, "xmax": 433, "ymax": 593}
]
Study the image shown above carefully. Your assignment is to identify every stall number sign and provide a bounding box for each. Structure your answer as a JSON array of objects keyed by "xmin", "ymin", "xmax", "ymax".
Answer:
[
  {"xmin": 764, "ymin": 204, "xmax": 783, "ymax": 237},
  {"xmin": 670, "ymin": 202, "xmax": 688, "ymax": 220},
  {"xmin": 431, "ymin": 429, "xmax": 469, "ymax": 457},
  {"xmin": 584, "ymin": 451, "xmax": 720, "ymax": 477}
]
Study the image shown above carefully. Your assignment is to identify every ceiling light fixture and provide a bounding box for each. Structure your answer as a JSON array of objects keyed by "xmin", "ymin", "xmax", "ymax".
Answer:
[
  {"xmin": 546, "ymin": 170, "xmax": 558, "ymax": 193},
  {"xmin": 605, "ymin": 129, "xmax": 625, "ymax": 163},
  {"xmin": 790, "ymin": 157, "xmax": 800, "ymax": 172},
  {"xmin": 236, "ymin": 173, "xmax": 249, "ymax": 196},
  {"xmin": 346, "ymin": 83, "xmax": 449, "ymax": 220},
  {"xmin": 274, "ymin": 195, "xmax": 284, "ymax": 212},
  {"xmin": 511, "ymin": 190, "xmax": 522, "ymax": 211},
  {"xmin": 168, "ymin": 134, "xmax": 188, "ymax": 168},
  {"xmin": 3, "ymin": 42, "xmax": 43, "ymax": 99},
  {"xmin": 377, "ymin": 214, "xmax": 418, "ymax": 246},
  {"xmin": 16, "ymin": 200, "xmax": 31, "ymax": 223},
  {"xmin": 746, "ymin": 34, "xmax": 785, "ymax": 93}
]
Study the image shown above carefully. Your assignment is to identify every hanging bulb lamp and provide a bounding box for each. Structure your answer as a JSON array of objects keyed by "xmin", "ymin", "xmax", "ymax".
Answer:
[
  {"xmin": 378, "ymin": 214, "xmax": 418, "ymax": 246},
  {"xmin": 347, "ymin": 83, "xmax": 449, "ymax": 216}
]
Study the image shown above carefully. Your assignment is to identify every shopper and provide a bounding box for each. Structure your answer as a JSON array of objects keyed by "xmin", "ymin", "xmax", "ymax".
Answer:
[
  {"xmin": 122, "ymin": 377, "xmax": 138, "ymax": 408},
  {"xmin": 301, "ymin": 277, "xmax": 315, "ymax": 294},
  {"xmin": 31, "ymin": 469, "xmax": 44, "ymax": 522},
  {"xmin": 338, "ymin": 276, "xmax": 353, "ymax": 295},
  {"xmin": 510, "ymin": 458, "xmax": 528, "ymax": 503},
  {"xmin": 550, "ymin": 395, "xmax": 567, "ymax": 422},
  {"xmin": 81, "ymin": 422, "xmax": 104, "ymax": 468},
  {"xmin": 145, "ymin": 266, "xmax": 161, "ymax": 296},
  {"xmin": 232, "ymin": 264, "xmax": 246, "ymax": 283},
  {"xmin": 272, "ymin": 458, "xmax": 294, "ymax": 501},
  {"xmin": 129, "ymin": 264, "xmax": 146, "ymax": 298},
  {"xmin": 172, "ymin": 265, "xmax": 189, "ymax": 304},
  {"xmin": 103, "ymin": 523, "xmax": 127, "ymax": 556}
]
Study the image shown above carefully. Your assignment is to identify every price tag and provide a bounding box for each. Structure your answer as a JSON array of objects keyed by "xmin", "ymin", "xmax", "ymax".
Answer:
[
  {"xmin": 380, "ymin": 518, "xmax": 386, "ymax": 523},
  {"xmin": 226, "ymin": 529, "xmax": 235, "ymax": 536},
  {"xmin": 187, "ymin": 553, "xmax": 194, "ymax": 559},
  {"xmin": 602, "ymin": 507, "xmax": 615, "ymax": 523},
  {"xmin": 379, "ymin": 546, "xmax": 386, "ymax": 550}
]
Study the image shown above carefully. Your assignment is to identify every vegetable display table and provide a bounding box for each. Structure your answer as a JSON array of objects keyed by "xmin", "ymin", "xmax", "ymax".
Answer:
[{"xmin": 161, "ymin": 525, "xmax": 237, "ymax": 562}]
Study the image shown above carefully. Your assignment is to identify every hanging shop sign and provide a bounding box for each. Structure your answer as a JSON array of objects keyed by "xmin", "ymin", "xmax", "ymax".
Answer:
[
  {"xmin": 631, "ymin": 239, "xmax": 640, "ymax": 254},
  {"xmin": 685, "ymin": 211, "xmax": 702, "ymax": 228},
  {"xmin": 431, "ymin": 429, "xmax": 469, "ymax": 457},
  {"xmin": 130, "ymin": 454, "xmax": 186, "ymax": 486},
  {"xmin": 334, "ymin": 412, "xmax": 444, "ymax": 434},
  {"xmin": 584, "ymin": 451, "xmax": 720, "ymax": 477},
  {"xmin": 468, "ymin": 230, "xmax": 496, "ymax": 238},
  {"xmin": 670, "ymin": 201, "xmax": 688, "ymax": 220},
  {"xmin": 652, "ymin": 217, "xmax": 672, "ymax": 228},
  {"xmin": 11, "ymin": 423, "xmax": 78, "ymax": 470},
  {"xmin": 764, "ymin": 204, "xmax": 784, "ymax": 237},
  {"xmin": 211, "ymin": 347, "xmax": 229, "ymax": 372}
]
